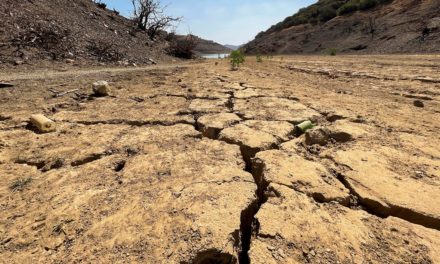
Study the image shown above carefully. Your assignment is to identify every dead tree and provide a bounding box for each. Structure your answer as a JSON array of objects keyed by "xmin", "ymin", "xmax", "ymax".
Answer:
[
  {"xmin": 368, "ymin": 17, "xmax": 376, "ymax": 40},
  {"xmin": 131, "ymin": 0, "xmax": 181, "ymax": 39}
]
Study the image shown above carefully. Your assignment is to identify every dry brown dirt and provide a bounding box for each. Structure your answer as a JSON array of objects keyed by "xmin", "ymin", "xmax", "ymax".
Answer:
[{"xmin": 0, "ymin": 55, "xmax": 439, "ymax": 263}]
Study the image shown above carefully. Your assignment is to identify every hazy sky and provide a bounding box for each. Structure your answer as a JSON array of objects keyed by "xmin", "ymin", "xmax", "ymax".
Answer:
[{"xmin": 101, "ymin": 0, "xmax": 316, "ymax": 45}]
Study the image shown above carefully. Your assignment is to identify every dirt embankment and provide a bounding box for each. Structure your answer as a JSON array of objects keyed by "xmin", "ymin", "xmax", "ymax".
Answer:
[
  {"xmin": 0, "ymin": 55, "xmax": 439, "ymax": 263},
  {"xmin": 244, "ymin": 0, "xmax": 440, "ymax": 54},
  {"xmin": 0, "ymin": 0, "xmax": 170, "ymax": 66}
]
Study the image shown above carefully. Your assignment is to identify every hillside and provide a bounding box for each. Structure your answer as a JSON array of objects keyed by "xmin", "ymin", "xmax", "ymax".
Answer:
[
  {"xmin": 0, "ymin": 0, "xmax": 170, "ymax": 65},
  {"xmin": 243, "ymin": 0, "xmax": 440, "ymax": 54},
  {"xmin": 178, "ymin": 35, "xmax": 231, "ymax": 55},
  {"xmin": 224, "ymin": 44, "xmax": 241, "ymax": 51}
]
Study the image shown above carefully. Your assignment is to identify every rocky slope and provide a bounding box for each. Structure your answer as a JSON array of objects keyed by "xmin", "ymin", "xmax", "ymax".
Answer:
[
  {"xmin": 0, "ymin": 0, "xmax": 169, "ymax": 65},
  {"xmin": 243, "ymin": 0, "xmax": 440, "ymax": 54},
  {"xmin": 183, "ymin": 35, "xmax": 231, "ymax": 55}
]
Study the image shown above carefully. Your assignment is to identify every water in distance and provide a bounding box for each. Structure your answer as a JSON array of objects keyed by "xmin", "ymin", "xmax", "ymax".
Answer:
[{"xmin": 201, "ymin": 53, "xmax": 230, "ymax": 59}]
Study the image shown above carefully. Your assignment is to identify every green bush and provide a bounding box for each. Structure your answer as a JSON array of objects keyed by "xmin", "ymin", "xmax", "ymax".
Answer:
[
  {"xmin": 318, "ymin": 6, "xmax": 337, "ymax": 22},
  {"xmin": 256, "ymin": 54, "xmax": 263, "ymax": 63},
  {"xmin": 327, "ymin": 48, "xmax": 337, "ymax": 56},
  {"xmin": 9, "ymin": 177, "xmax": 32, "ymax": 192},
  {"xmin": 359, "ymin": 0, "xmax": 378, "ymax": 10},
  {"xmin": 337, "ymin": 2, "xmax": 359, "ymax": 15},
  {"xmin": 230, "ymin": 50, "xmax": 245, "ymax": 70}
]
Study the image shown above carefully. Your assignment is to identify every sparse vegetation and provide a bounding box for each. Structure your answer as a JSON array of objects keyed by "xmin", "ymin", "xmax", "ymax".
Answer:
[
  {"xmin": 167, "ymin": 34, "xmax": 198, "ymax": 59},
  {"xmin": 93, "ymin": 0, "xmax": 107, "ymax": 9},
  {"xmin": 87, "ymin": 41, "xmax": 125, "ymax": 62},
  {"xmin": 337, "ymin": 2, "xmax": 359, "ymax": 15},
  {"xmin": 10, "ymin": 177, "xmax": 32, "ymax": 192},
  {"xmin": 260, "ymin": 0, "xmax": 393, "ymax": 36},
  {"xmin": 256, "ymin": 54, "xmax": 263, "ymax": 63},
  {"xmin": 359, "ymin": 0, "xmax": 379, "ymax": 10},
  {"xmin": 10, "ymin": 22, "xmax": 74, "ymax": 60},
  {"xmin": 230, "ymin": 50, "xmax": 245, "ymax": 70},
  {"xmin": 327, "ymin": 48, "xmax": 338, "ymax": 56}
]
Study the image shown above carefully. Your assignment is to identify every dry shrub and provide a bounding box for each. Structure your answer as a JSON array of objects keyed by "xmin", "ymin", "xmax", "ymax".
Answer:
[
  {"xmin": 87, "ymin": 41, "xmax": 125, "ymax": 62},
  {"xmin": 10, "ymin": 22, "xmax": 74, "ymax": 59},
  {"xmin": 167, "ymin": 34, "xmax": 197, "ymax": 59}
]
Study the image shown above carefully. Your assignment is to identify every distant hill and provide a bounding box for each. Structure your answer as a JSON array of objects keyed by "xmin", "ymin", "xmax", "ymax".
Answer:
[
  {"xmin": 224, "ymin": 44, "xmax": 242, "ymax": 51},
  {"xmin": 176, "ymin": 35, "xmax": 231, "ymax": 54},
  {"xmin": 243, "ymin": 0, "xmax": 440, "ymax": 54},
  {"xmin": 0, "ymin": 0, "xmax": 170, "ymax": 64},
  {"xmin": 194, "ymin": 36, "xmax": 231, "ymax": 54}
]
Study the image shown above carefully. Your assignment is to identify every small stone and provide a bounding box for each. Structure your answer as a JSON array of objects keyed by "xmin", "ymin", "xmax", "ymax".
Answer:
[
  {"xmin": 92, "ymin": 81, "xmax": 111, "ymax": 96},
  {"xmin": 413, "ymin": 170, "xmax": 425, "ymax": 179},
  {"xmin": 14, "ymin": 60, "xmax": 23, "ymax": 66},
  {"xmin": 413, "ymin": 100, "xmax": 424, "ymax": 108},
  {"xmin": 65, "ymin": 59, "xmax": 75, "ymax": 64},
  {"xmin": 305, "ymin": 127, "xmax": 330, "ymax": 146}
]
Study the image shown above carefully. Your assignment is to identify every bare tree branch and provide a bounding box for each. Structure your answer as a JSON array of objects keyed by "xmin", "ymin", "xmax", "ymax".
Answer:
[{"xmin": 131, "ymin": 0, "xmax": 181, "ymax": 39}]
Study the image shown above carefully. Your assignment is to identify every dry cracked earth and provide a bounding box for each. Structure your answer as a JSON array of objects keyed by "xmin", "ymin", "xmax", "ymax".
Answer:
[{"xmin": 0, "ymin": 55, "xmax": 439, "ymax": 263}]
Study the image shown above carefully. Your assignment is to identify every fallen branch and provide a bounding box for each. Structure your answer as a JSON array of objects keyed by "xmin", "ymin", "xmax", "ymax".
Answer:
[{"xmin": 48, "ymin": 88, "xmax": 79, "ymax": 97}]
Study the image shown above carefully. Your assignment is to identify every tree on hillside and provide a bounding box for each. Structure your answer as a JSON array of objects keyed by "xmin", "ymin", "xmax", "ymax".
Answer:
[{"xmin": 131, "ymin": 0, "xmax": 181, "ymax": 39}]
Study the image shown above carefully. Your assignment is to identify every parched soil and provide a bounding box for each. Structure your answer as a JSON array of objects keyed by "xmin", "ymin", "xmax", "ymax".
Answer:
[{"xmin": 0, "ymin": 55, "xmax": 439, "ymax": 263}]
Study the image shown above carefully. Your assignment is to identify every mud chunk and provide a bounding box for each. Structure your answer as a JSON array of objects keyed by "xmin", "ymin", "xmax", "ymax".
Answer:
[
  {"xmin": 92, "ymin": 81, "xmax": 111, "ymax": 96},
  {"xmin": 305, "ymin": 127, "xmax": 330, "ymax": 146},
  {"xmin": 53, "ymin": 96, "xmax": 194, "ymax": 125},
  {"xmin": 234, "ymin": 97, "xmax": 320, "ymax": 123},
  {"xmin": 332, "ymin": 147, "xmax": 440, "ymax": 229},
  {"xmin": 219, "ymin": 124, "xmax": 279, "ymax": 164},
  {"xmin": 330, "ymin": 120, "xmax": 371, "ymax": 140},
  {"xmin": 1, "ymin": 124, "xmax": 127, "ymax": 165},
  {"xmin": 189, "ymin": 98, "xmax": 228, "ymax": 113},
  {"xmin": 30, "ymin": 114, "xmax": 56, "ymax": 133},
  {"xmin": 250, "ymin": 183, "xmax": 440, "ymax": 264},
  {"xmin": 329, "ymin": 131, "xmax": 353, "ymax": 143},
  {"xmin": 197, "ymin": 113, "xmax": 241, "ymax": 139},
  {"xmin": 242, "ymin": 120, "xmax": 295, "ymax": 141},
  {"xmin": 253, "ymin": 150, "xmax": 350, "ymax": 204}
]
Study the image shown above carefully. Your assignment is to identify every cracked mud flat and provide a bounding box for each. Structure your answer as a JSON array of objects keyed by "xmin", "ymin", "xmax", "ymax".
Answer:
[{"xmin": 0, "ymin": 55, "xmax": 439, "ymax": 263}]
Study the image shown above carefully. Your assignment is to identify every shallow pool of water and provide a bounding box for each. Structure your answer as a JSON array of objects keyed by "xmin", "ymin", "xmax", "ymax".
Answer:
[{"xmin": 201, "ymin": 53, "xmax": 230, "ymax": 59}]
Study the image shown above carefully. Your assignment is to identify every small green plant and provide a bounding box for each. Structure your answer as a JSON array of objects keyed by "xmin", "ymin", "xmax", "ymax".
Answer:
[
  {"xmin": 256, "ymin": 54, "xmax": 263, "ymax": 63},
  {"xmin": 230, "ymin": 50, "xmax": 245, "ymax": 70},
  {"xmin": 327, "ymin": 48, "xmax": 337, "ymax": 56},
  {"xmin": 10, "ymin": 177, "xmax": 32, "ymax": 192}
]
